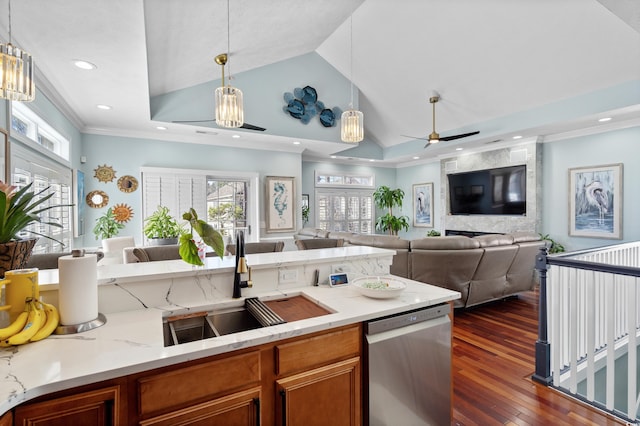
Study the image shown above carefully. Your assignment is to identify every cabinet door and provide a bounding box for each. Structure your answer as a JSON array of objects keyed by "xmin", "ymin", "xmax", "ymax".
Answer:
[
  {"xmin": 13, "ymin": 386, "xmax": 120, "ymax": 426},
  {"xmin": 139, "ymin": 387, "xmax": 261, "ymax": 426},
  {"xmin": 0, "ymin": 410, "xmax": 12, "ymax": 426},
  {"xmin": 276, "ymin": 357, "xmax": 360, "ymax": 426}
]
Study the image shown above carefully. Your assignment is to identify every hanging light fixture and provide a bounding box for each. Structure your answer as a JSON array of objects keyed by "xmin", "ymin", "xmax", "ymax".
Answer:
[
  {"xmin": 341, "ymin": 15, "xmax": 363, "ymax": 143},
  {"xmin": 214, "ymin": 0, "xmax": 243, "ymax": 128},
  {"xmin": 0, "ymin": 0, "xmax": 34, "ymax": 102}
]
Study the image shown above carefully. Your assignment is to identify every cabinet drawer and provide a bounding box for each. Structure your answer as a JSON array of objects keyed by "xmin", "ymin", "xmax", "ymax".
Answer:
[
  {"xmin": 275, "ymin": 324, "xmax": 361, "ymax": 376},
  {"xmin": 138, "ymin": 350, "xmax": 260, "ymax": 416}
]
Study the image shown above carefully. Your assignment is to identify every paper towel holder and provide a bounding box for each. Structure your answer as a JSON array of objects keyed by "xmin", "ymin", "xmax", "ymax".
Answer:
[
  {"xmin": 55, "ymin": 312, "xmax": 107, "ymax": 335},
  {"xmin": 54, "ymin": 249, "xmax": 107, "ymax": 335}
]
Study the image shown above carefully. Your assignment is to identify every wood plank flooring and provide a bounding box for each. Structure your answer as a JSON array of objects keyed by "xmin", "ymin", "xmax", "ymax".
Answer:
[{"xmin": 451, "ymin": 289, "xmax": 625, "ymax": 425}]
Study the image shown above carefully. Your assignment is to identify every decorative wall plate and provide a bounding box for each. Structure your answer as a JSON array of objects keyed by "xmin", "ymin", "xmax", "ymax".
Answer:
[
  {"xmin": 86, "ymin": 190, "xmax": 109, "ymax": 208},
  {"xmin": 117, "ymin": 175, "xmax": 138, "ymax": 193},
  {"xmin": 94, "ymin": 164, "xmax": 116, "ymax": 183},
  {"xmin": 112, "ymin": 203, "xmax": 134, "ymax": 223}
]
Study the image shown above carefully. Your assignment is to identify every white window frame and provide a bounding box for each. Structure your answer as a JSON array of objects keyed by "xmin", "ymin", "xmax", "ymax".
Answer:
[
  {"xmin": 314, "ymin": 170, "xmax": 375, "ymax": 189},
  {"xmin": 141, "ymin": 167, "xmax": 260, "ymax": 243},
  {"xmin": 11, "ymin": 102, "xmax": 71, "ymax": 163}
]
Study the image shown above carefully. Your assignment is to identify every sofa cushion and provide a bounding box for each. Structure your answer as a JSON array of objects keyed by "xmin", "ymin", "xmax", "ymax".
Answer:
[
  {"xmin": 509, "ymin": 232, "xmax": 542, "ymax": 243},
  {"xmin": 411, "ymin": 236, "xmax": 480, "ymax": 250},
  {"xmin": 295, "ymin": 238, "xmax": 344, "ymax": 250},
  {"xmin": 473, "ymin": 234, "xmax": 515, "ymax": 247},
  {"xmin": 466, "ymin": 245, "xmax": 518, "ymax": 307},
  {"xmin": 295, "ymin": 228, "xmax": 330, "ymax": 239},
  {"xmin": 132, "ymin": 245, "xmax": 181, "ymax": 262}
]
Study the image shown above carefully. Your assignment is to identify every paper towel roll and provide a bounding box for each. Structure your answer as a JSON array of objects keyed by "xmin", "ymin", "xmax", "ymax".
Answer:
[{"xmin": 58, "ymin": 252, "xmax": 98, "ymax": 325}]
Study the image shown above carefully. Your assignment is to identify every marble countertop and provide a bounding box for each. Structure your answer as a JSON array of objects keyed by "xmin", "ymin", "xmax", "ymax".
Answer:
[{"xmin": 0, "ymin": 275, "xmax": 459, "ymax": 415}]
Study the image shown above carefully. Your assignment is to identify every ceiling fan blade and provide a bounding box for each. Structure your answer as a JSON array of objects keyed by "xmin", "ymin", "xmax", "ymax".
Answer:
[
  {"xmin": 402, "ymin": 134, "xmax": 428, "ymax": 141},
  {"xmin": 440, "ymin": 131, "xmax": 480, "ymax": 142},
  {"xmin": 171, "ymin": 119, "xmax": 266, "ymax": 132}
]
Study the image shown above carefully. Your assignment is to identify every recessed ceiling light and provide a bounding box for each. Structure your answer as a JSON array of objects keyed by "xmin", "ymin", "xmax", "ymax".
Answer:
[
  {"xmin": 330, "ymin": 155, "xmax": 337, "ymax": 159},
  {"xmin": 293, "ymin": 141, "xmax": 301, "ymax": 145},
  {"xmin": 73, "ymin": 60, "xmax": 97, "ymax": 70},
  {"xmin": 232, "ymin": 134, "xmax": 240, "ymax": 139},
  {"xmin": 156, "ymin": 126, "xmax": 167, "ymax": 130},
  {"xmin": 369, "ymin": 159, "xmax": 375, "ymax": 162},
  {"xmin": 96, "ymin": 104, "xmax": 111, "ymax": 110},
  {"xmin": 513, "ymin": 135, "xmax": 523, "ymax": 140},
  {"xmin": 412, "ymin": 156, "xmax": 420, "ymax": 160},
  {"xmin": 456, "ymin": 147, "xmax": 463, "ymax": 151},
  {"xmin": 598, "ymin": 117, "xmax": 612, "ymax": 122}
]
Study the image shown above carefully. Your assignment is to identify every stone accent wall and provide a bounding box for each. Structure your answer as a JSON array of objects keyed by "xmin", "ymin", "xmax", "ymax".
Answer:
[{"xmin": 440, "ymin": 142, "xmax": 541, "ymax": 234}]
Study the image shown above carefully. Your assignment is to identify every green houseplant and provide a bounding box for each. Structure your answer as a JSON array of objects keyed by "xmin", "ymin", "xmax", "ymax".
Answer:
[
  {"xmin": 373, "ymin": 186, "xmax": 410, "ymax": 235},
  {"xmin": 0, "ymin": 181, "xmax": 71, "ymax": 275},
  {"xmin": 93, "ymin": 207, "xmax": 124, "ymax": 240},
  {"xmin": 539, "ymin": 233, "xmax": 565, "ymax": 254},
  {"xmin": 179, "ymin": 208, "xmax": 225, "ymax": 266},
  {"xmin": 143, "ymin": 206, "xmax": 183, "ymax": 245}
]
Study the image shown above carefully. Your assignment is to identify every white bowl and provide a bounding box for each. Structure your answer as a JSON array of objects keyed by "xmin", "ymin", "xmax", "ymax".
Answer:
[{"xmin": 352, "ymin": 276, "xmax": 407, "ymax": 299}]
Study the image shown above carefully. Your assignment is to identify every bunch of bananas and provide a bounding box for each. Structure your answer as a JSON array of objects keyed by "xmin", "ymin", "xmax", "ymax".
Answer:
[{"xmin": 0, "ymin": 298, "xmax": 59, "ymax": 346}]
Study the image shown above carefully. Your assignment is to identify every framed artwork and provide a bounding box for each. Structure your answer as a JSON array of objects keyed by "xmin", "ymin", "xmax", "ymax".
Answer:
[
  {"xmin": 412, "ymin": 182, "xmax": 433, "ymax": 228},
  {"xmin": 73, "ymin": 169, "xmax": 85, "ymax": 237},
  {"xmin": 302, "ymin": 194, "xmax": 309, "ymax": 208},
  {"xmin": 569, "ymin": 163, "xmax": 622, "ymax": 239},
  {"xmin": 266, "ymin": 176, "xmax": 295, "ymax": 232}
]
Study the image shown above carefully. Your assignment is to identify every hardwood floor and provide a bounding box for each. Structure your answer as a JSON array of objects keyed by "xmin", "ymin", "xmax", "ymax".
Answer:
[{"xmin": 451, "ymin": 289, "xmax": 625, "ymax": 426}]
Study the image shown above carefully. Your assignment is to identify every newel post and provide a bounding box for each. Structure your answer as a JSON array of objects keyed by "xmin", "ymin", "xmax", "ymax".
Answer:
[{"xmin": 532, "ymin": 246, "xmax": 552, "ymax": 385}]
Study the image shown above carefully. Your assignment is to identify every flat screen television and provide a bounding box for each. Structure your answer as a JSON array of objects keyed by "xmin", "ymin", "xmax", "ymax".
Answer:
[{"xmin": 448, "ymin": 165, "xmax": 527, "ymax": 215}]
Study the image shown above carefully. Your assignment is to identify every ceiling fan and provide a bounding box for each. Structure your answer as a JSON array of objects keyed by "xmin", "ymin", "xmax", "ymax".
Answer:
[
  {"xmin": 403, "ymin": 94, "xmax": 479, "ymax": 148},
  {"xmin": 172, "ymin": 54, "xmax": 266, "ymax": 132}
]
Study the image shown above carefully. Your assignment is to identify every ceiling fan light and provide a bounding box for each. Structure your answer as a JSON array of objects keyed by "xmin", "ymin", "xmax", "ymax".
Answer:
[
  {"xmin": 341, "ymin": 109, "xmax": 364, "ymax": 143},
  {"xmin": 215, "ymin": 85, "xmax": 244, "ymax": 128},
  {"xmin": 0, "ymin": 43, "xmax": 35, "ymax": 102},
  {"xmin": 428, "ymin": 132, "xmax": 440, "ymax": 144}
]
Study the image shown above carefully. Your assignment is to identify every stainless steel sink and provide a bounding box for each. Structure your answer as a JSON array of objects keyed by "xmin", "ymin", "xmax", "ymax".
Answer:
[{"xmin": 163, "ymin": 298, "xmax": 286, "ymax": 346}]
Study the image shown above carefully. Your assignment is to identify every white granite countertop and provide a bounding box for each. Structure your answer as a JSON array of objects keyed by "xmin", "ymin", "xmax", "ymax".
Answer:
[{"xmin": 0, "ymin": 247, "xmax": 460, "ymax": 415}]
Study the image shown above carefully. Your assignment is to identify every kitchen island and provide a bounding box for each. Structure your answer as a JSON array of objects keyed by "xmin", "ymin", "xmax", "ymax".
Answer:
[{"xmin": 0, "ymin": 246, "xmax": 460, "ymax": 424}]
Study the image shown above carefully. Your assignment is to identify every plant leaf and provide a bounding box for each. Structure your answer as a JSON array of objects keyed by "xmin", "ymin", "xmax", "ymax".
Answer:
[{"xmin": 178, "ymin": 233, "xmax": 202, "ymax": 265}]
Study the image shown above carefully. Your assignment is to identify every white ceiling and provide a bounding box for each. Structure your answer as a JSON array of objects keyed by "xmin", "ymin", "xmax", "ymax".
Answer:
[{"xmin": 1, "ymin": 0, "xmax": 639, "ymax": 166}]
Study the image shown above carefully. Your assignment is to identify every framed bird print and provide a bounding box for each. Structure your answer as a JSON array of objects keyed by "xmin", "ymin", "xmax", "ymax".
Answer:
[
  {"xmin": 569, "ymin": 163, "xmax": 622, "ymax": 239},
  {"xmin": 412, "ymin": 182, "xmax": 433, "ymax": 228}
]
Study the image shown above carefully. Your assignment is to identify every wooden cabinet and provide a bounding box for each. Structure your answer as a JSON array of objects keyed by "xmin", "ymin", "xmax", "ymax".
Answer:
[
  {"xmin": 139, "ymin": 387, "xmax": 261, "ymax": 426},
  {"xmin": 9, "ymin": 324, "xmax": 362, "ymax": 426},
  {"xmin": 0, "ymin": 410, "xmax": 12, "ymax": 426},
  {"xmin": 276, "ymin": 358, "xmax": 360, "ymax": 426},
  {"xmin": 13, "ymin": 385, "xmax": 121, "ymax": 425},
  {"xmin": 274, "ymin": 325, "xmax": 362, "ymax": 426}
]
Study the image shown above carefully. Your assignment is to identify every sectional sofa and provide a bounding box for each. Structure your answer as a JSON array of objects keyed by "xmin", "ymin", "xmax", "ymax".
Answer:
[{"xmin": 295, "ymin": 228, "xmax": 544, "ymax": 308}]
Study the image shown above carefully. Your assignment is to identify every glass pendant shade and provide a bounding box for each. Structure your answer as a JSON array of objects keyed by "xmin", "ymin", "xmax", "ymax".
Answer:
[
  {"xmin": 341, "ymin": 109, "xmax": 364, "ymax": 143},
  {"xmin": 215, "ymin": 85, "xmax": 244, "ymax": 128},
  {"xmin": 0, "ymin": 42, "xmax": 35, "ymax": 102}
]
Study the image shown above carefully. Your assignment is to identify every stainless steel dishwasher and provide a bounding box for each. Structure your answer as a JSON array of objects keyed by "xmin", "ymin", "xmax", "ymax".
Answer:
[{"xmin": 365, "ymin": 303, "xmax": 451, "ymax": 426}]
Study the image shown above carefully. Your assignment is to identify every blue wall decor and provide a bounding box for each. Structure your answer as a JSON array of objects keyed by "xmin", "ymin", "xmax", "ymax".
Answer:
[{"xmin": 283, "ymin": 85, "xmax": 341, "ymax": 127}]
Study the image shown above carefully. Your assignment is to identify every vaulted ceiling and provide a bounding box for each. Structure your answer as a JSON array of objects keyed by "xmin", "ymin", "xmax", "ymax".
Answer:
[{"xmin": 2, "ymin": 0, "xmax": 639, "ymax": 166}]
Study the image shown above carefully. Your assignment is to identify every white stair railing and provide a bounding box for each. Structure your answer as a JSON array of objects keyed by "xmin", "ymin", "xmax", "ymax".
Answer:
[{"xmin": 534, "ymin": 242, "xmax": 640, "ymax": 423}]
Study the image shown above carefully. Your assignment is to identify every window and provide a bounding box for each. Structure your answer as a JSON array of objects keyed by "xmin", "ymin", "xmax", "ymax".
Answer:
[
  {"xmin": 11, "ymin": 102, "xmax": 70, "ymax": 162},
  {"xmin": 141, "ymin": 167, "xmax": 259, "ymax": 243},
  {"xmin": 313, "ymin": 171, "xmax": 374, "ymax": 233},
  {"xmin": 206, "ymin": 178, "xmax": 249, "ymax": 239},
  {"xmin": 11, "ymin": 144, "xmax": 72, "ymax": 254}
]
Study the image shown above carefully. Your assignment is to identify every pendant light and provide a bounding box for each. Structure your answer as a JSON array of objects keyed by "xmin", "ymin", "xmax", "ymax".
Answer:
[
  {"xmin": 214, "ymin": 0, "xmax": 243, "ymax": 128},
  {"xmin": 341, "ymin": 14, "xmax": 363, "ymax": 143},
  {"xmin": 0, "ymin": 0, "xmax": 35, "ymax": 102}
]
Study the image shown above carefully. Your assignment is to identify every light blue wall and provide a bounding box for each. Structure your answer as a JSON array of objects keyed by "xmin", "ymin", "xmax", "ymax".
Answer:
[
  {"xmin": 81, "ymin": 134, "xmax": 301, "ymax": 247},
  {"xmin": 152, "ymin": 52, "xmax": 357, "ymax": 145},
  {"xmin": 395, "ymin": 161, "xmax": 442, "ymax": 239},
  {"xmin": 301, "ymin": 160, "xmax": 396, "ymax": 233},
  {"xmin": 541, "ymin": 126, "xmax": 640, "ymax": 251}
]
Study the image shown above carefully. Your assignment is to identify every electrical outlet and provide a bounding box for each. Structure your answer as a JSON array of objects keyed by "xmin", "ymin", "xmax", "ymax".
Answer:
[{"xmin": 279, "ymin": 269, "xmax": 298, "ymax": 283}]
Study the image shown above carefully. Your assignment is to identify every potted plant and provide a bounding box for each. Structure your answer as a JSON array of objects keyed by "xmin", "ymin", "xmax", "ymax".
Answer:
[
  {"xmin": 539, "ymin": 233, "xmax": 565, "ymax": 254},
  {"xmin": 143, "ymin": 206, "xmax": 183, "ymax": 245},
  {"xmin": 93, "ymin": 207, "xmax": 124, "ymax": 241},
  {"xmin": 0, "ymin": 181, "xmax": 71, "ymax": 275},
  {"xmin": 426, "ymin": 230, "xmax": 441, "ymax": 237},
  {"xmin": 373, "ymin": 186, "xmax": 410, "ymax": 235},
  {"xmin": 179, "ymin": 208, "xmax": 225, "ymax": 266}
]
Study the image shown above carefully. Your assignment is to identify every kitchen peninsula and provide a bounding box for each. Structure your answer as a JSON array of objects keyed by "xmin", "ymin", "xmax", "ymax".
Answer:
[{"xmin": 0, "ymin": 246, "xmax": 460, "ymax": 424}]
